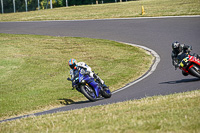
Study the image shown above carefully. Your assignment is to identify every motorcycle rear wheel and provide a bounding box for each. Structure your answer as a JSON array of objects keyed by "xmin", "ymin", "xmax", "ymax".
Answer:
[
  {"xmin": 80, "ymin": 85, "xmax": 97, "ymax": 102},
  {"xmin": 189, "ymin": 64, "xmax": 200, "ymax": 78}
]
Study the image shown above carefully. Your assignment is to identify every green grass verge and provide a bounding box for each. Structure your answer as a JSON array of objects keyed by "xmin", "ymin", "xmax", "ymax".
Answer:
[
  {"xmin": 0, "ymin": 33, "xmax": 152, "ymax": 120},
  {"xmin": 1, "ymin": 90, "xmax": 199, "ymax": 132},
  {"xmin": 0, "ymin": 0, "xmax": 200, "ymax": 22}
]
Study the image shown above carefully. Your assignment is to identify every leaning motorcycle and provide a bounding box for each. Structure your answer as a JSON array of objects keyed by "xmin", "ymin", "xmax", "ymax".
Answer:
[
  {"xmin": 67, "ymin": 68, "xmax": 112, "ymax": 102},
  {"xmin": 178, "ymin": 54, "xmax": 200, "ymax": 78}
]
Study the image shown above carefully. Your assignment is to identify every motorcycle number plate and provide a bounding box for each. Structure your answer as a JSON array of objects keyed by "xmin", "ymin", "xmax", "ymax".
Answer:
[{"xmin": 180, "ymin": 57, "xmax": 189, "ymax": 67}]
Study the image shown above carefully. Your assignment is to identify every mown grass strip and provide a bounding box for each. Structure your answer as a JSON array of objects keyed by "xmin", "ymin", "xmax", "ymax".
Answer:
[
  {"xmin": 0, "ymin": 0, "xmax": 200, "ymax": 22},
  {"xmin": 1, "ymin": 90, "xmax": 199, "ymax": 132},
  {"xmin": 0, "ymin": 33, "xmax": 152, "ymax": 120}
]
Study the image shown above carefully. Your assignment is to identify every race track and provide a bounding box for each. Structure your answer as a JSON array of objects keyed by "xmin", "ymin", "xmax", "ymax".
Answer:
[{"xmin": 0, "ymin": 16, "xmax": 200, "ymax": 122}]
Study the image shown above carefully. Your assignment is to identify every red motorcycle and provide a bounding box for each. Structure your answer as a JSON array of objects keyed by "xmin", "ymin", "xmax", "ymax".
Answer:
[{"xmin": 179, "ymin": 54, "xmax": 200, "ymax": 78}]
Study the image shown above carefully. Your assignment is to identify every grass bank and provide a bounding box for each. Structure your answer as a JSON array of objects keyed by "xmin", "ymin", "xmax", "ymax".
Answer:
[
  {"xmin": 0, "ymin": 33, "xmax": 152, "ymax": 120},
  {"xmin": 0, "ymin": 0, "xmax": 200, "ymax": 22},
  {"xmin": 1, "ymin": 90, "xmax": 199, "ymax": 132}
]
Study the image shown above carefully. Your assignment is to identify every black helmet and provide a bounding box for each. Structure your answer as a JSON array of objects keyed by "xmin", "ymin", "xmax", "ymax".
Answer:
[{"xmin": 172, "ymin": 41, "xmax": 180, "ymax": 49}]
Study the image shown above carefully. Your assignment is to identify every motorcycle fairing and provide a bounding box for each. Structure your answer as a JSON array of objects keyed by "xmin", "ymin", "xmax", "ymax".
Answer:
[{"xmin": 79, "ymin": 72, "xmax": 100, "ymax": 97}]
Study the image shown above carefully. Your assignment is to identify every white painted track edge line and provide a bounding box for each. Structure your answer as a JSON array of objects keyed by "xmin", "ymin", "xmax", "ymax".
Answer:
[
  {"xmin": 0, "ymin": 42, "xmax": 160, "ymax": 123},
  {"xmin": 1, "ymin": 15, "xmax": 200, "ymax": 23},
  {"xmin": 112, "ymin": 42, "xmax": 160, "ymax": 94}
]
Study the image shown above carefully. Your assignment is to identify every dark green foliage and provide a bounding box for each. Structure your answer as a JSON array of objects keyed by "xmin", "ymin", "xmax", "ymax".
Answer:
[{"xmin": 0, "ymin": 0, "xmax": 134, "ymax": 13}]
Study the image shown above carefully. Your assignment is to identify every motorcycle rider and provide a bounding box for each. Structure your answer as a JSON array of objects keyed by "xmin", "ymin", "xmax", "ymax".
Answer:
[
  {"xmin": 68, "ymin": 58, "xmax": 105, "ymax": 87},
  {"xmin": 171, "ymin": 41, "xmax": 199, "ymax": 76}
]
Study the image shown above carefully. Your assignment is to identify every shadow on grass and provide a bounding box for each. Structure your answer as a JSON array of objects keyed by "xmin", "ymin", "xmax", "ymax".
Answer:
[
  {"xmin": 58, "ymin": 98, "xmax": 94, "ymax": 105},
  {"xmin": 58, "ymin": 98, "xmax": 75, "ymax": 105},
  {"xmin": 159, "ymin": 78, "xmax": 200, "ymax": 84},
  {"xmin": 58, "ymin": 97, "xmax": 105, "ymax": 105}
]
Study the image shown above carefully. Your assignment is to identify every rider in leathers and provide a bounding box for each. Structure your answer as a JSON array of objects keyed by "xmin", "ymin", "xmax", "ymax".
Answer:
[
  {"xmin": 171, "ymin": 41, "xmax": 199, "ymax": 76},
  {"xmin": 68, "ymin": 59, "xmax": 105, "ymax": 87}
]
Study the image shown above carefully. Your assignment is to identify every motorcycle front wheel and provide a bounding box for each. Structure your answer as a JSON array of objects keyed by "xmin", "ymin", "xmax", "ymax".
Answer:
[
  {"xmin": 80, "ymin": 85, "xmax": 97, "ymax": 102},
  {"xmin": 189, "ymin": 64, "xmax": 200, "ymax": 78}
]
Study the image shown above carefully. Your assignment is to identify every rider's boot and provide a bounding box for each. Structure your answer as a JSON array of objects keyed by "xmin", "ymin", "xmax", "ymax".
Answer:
[
  {"xmin": 193, "ymin": 53, "xmax": 200, "ymax": 60},
  {"xmin": 198, "ymin": 55, "xmax": 200, "ymax": 60},
  {"xmin": 93, "ymin": 74, "xmax": 104, "ymax": 84},
  {"xmin": 93, "ymin": 73, "xmax": 108, "ymax": 89}
]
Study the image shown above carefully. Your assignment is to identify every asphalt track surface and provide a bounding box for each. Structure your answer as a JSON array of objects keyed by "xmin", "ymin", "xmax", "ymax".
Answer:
[{"xmin": 0, "ymin": 16, "xmax": 200, "ymax": 122}]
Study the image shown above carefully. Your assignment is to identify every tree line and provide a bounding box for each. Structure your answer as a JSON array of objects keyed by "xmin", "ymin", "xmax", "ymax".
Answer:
[{"xmin": 0, "ymin": 0, "xmax": 134, "ymax": 13}]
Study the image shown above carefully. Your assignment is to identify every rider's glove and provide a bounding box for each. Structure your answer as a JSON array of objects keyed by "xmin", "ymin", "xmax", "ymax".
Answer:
[{"xmin": 175, "ymin": 64, "xmax": 180, "ymax": 70}]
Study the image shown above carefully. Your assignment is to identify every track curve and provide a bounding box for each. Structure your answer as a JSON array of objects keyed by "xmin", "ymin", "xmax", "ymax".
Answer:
[{"xmin": 0, "ymin": 16, "xmax": 200, "ymax": 122}]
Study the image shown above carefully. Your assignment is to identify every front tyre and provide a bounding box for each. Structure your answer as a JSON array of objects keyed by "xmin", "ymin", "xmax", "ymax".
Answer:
[
  {"xmin": 101, "ymin": 87, "xmax": 112, "ymax": 98},
  {"xmin": 80, "ymin": 85, "xmax": 97, "ymax": 102},
  {"xmin": 189, "ymin": 64, "xmax": 200, "ymax": 78}
]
